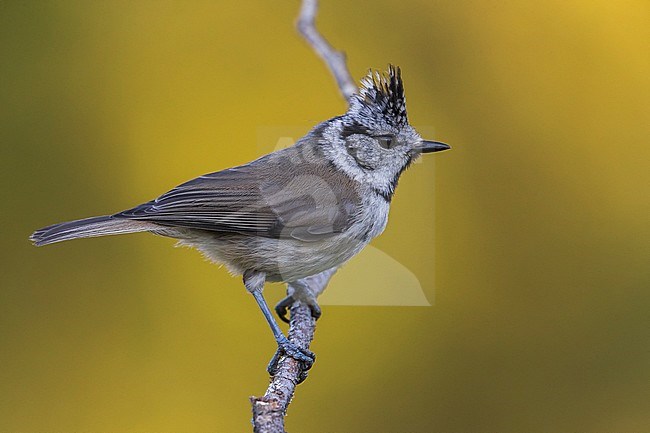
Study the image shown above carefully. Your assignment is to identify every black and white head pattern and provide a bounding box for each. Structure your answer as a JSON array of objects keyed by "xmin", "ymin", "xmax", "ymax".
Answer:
[{"xmin": 347, "ymin": 65, "xmax": 408, "ymax": 132}]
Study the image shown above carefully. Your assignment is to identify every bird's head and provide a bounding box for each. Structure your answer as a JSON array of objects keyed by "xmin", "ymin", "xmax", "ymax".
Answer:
[{"xmin": 318, "ymin": 65, "xmax": 450, "ymax": 198}]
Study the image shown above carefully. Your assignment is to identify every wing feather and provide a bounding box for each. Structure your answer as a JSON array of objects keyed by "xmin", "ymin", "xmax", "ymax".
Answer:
[{"xmin": 116, "ymin": 146, "xmax": 361, "ymax": 241}]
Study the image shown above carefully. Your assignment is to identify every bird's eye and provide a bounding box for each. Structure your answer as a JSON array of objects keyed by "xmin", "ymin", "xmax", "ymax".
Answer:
[{"xmin": 377, "ymin": 135, "xmax": 395, "ymax": 149}]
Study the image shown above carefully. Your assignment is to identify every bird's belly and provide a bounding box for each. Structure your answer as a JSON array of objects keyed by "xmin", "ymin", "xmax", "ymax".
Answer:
[
  {"xmin": 178, "ymin": 199, "xmax": 389, "ymax": 282},
  {"xmin": 181, "ymin": 231, "xmax": 368, "ymax": 282},
  {"xmin": 248, "ymin": 234, "xmax": 370, "ymax": 282}
]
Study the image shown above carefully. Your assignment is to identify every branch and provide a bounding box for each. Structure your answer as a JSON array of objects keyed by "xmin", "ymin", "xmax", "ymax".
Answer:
[
  {"xmin": 250, "ymin": 269, "xmax": 337, "ymax": 433},
  {"xmin": 250, "ymin": 1, "xmax": 358, "ymax": 431},
  {"xmin": 296, "ymin": 0, "xmax": 357, "ymax": 102}
]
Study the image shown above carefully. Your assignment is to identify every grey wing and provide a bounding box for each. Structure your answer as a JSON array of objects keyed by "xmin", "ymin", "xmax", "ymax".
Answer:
[{"xmin": 116, "ymin": 159, "xmax": 360, "ymax": 241}]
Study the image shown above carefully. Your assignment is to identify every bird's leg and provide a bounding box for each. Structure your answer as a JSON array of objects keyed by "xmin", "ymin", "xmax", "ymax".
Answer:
[
  {"xmin": 275, "ymin": 279, "xmax": 322, "ymax": 323},
  {"xmin": 243, "ymin": 270, "xmax": 315, "ymax": 376}
]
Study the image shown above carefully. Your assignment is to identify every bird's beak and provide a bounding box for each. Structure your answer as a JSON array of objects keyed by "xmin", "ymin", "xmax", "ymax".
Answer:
[{"xmin": 418, "ymin": 140, "xmax": 451, "ymax": 153}]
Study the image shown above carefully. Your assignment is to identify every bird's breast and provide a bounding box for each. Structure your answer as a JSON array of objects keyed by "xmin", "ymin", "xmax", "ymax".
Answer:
[{"xmin": 349, "ymin": 195, "xmax": 390, "ymax": 243}]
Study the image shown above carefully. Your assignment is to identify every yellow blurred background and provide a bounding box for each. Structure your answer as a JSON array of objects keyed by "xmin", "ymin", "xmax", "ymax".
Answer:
[{"xmin": 2, "ymin": 1, "xmax": 649, "ymax": 432}]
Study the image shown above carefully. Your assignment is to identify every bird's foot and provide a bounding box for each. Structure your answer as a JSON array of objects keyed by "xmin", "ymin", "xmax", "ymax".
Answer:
[
  {"xmin": 267, "ymin": 336, "xmax": 315, "ymax": 383},
  {"xmin": 274, "ymin": 295, "xmax": 322, "ymax": 324}
]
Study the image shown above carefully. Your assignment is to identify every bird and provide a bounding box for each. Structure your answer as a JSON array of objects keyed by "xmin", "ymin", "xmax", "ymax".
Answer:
[{"xmin": 30, "ymin": 65, "xmax": 450, "ymax": 375}]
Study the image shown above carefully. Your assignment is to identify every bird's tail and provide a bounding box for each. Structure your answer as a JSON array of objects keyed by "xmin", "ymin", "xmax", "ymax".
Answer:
[{"xmin": 30, "ymin": 215, "xmax": 153, "ymax": 246}]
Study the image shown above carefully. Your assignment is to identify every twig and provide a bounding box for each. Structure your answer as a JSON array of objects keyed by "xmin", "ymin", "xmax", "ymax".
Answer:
[
  {"xmin": 296, "ymin": 0, "xmax": 357, "ymax": 102},
  {"xmin": 250, "ymin": 269, "xmax": 337, "ymax": 433}
]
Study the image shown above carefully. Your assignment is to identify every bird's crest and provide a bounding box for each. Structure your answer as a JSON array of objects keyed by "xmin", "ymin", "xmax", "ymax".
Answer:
[{"xmin": 349, "ymin": 65, "xmax": 408, "ymax": 129}]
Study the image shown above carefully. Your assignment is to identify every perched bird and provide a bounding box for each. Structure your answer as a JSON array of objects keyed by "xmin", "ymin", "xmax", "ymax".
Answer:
[{"xmin": 31, "ymin": 65, "xmax": 450, "ymax": 373}]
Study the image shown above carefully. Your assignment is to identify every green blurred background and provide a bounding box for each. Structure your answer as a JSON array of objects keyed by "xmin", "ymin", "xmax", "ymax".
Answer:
[{"xmin": 2, "ymin": 1, "xmax": 649, "ymax": 432}]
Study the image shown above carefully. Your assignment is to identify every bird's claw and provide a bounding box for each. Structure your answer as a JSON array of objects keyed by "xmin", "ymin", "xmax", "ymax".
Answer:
[
  {"xmin": 308, "ymin": 301, "xmax": 322, "ymax": 320},
  {"xmin": 274, "ymin": 296, "xmax": 294, "ymax": 324},
  {"xmin": 267, "ymin": 336, "xmax": 315, "ymax": 383},
  {"xmin": 274, "ymin": 295, "xmax": 322, "ymax": 324}
]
